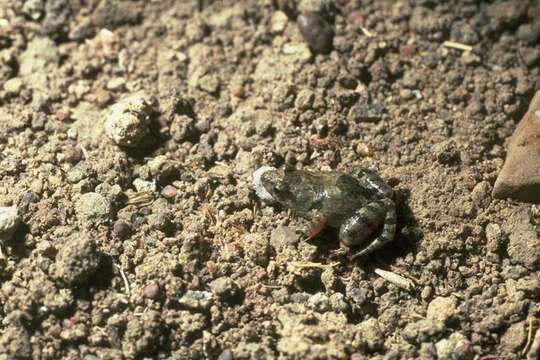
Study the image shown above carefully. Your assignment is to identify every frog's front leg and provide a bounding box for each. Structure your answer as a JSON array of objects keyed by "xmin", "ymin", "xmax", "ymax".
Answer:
[
  {"xmin": 304, "ymin": 213, "xmax": 327, "ymax": 241},
  {"xmin": 349, "ymin": 198, "xmax": 397, "ymax": 259},
  {"xmin": 357, "ymin": 169, "xmax": 394, "ymax": 198}
]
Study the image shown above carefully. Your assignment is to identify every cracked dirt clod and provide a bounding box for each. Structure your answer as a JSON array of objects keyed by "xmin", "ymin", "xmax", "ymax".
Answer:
[
  {"xmin": 104, "ymin": 92, "xmax": 155, "ymax": 147},
  {"xmin": 50, "ymin": 235, "xmax": 101, "ymax": 286}
]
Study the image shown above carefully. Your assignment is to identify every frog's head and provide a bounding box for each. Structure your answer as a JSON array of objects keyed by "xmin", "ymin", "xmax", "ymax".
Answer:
[{"xmin": 252, "ymin": 166, "xmax": 290, "ymax": 203}]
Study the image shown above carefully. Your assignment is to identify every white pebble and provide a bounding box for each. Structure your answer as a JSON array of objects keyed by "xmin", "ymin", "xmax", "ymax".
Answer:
[{"xmin": 0, "ymin": 207, "xmax": 21, "ymax": 241}]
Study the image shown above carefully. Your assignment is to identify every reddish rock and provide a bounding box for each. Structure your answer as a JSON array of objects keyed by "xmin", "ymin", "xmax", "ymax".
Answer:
[{"xmin": 493, "ymin": 90, "xmax": 540, "ymax": 203}]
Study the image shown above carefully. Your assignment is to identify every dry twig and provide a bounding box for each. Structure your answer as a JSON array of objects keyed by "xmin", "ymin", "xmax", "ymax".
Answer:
[
  {"xmin": 373, "ymin": 267, "xmax": 415, "ymax": 291},
  {"xmin": 443, "ymin": 40, "xmax": 473, "ymax": 52}
]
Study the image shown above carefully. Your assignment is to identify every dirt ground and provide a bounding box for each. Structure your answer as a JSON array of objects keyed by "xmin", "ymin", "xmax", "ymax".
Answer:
[{"xmin": 0, "ymin": 0, "xmax": 540, "ymax": 359}]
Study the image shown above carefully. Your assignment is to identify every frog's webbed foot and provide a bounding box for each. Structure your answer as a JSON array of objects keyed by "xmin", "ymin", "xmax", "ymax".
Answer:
[{"xmin": 350, "ymin": 198, "xmax": 396, "ymax": 259}]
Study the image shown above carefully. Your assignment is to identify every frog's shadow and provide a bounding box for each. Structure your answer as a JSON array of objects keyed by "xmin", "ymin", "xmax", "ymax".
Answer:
[{"xmin": 312, "ymin": 188, "xmax": 420, "ymax": 264}]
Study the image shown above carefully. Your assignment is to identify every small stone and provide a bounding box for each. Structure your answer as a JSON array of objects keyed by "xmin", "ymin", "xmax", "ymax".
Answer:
[
  {"xmin": 270, "ymin": 226, "xmax": 299, "ymax": 251},
  {"xmin": 104, "ymin": 93, "xmax": 154, "ymax": 147},
  {"xmin": 198, "ymin": 74, "xmax": 220, "ymax": 94},
  {"xmin": 0, "ymin": 207, "xmax": 21, "ymax": 242},
  {"xmin": 307, "ymin": 293, "xmax": 330, "ymax": 312},
  {"xmin": 399, "ymin": 89, "xmax": 413, "ymax": 100},
  {"xmin": 76, "ymin": 192, "xmax": 112, "ymax": 223},
  {"xmin": 3, "ymin": 78, "xmax": 23, "ymax": 95},
  {"xmin": 507, "ymin": 216, "xmax": 540, "ymax": 270},
  {"xmin": 143, "ymin": 283, "xmax": 160, "ymax": 300},
  {"xmin": 501, "ymin": 321, "xmax": 526, "ymax": 352},
  {"xmin": 178, "ymin": 290, "xmax": 213, "ymax": 310},
  {"xmin": 297, "ymin": 12, "xmax": 333, "ymax": 54},
  {"xmin": 64, "ymin": 146, "xmax": 83, "ymax": 165},
  {"xmin": 435, "ymin": 332, "xmax": 472, "ymax": 360},
  {"xmin": 161, "ymin": 185, "xmax": 177, "ymax": 200},
  {"xmin": 329, "ymin": 293, "xmax": 349, "ymax": 313},
  {"xmin": 461, "ymin": 52, "xmax": 481, "ymax": 66},
  {"xmin": 56, "ymin": 110, "xmax": 71, "ymax": 122},
  {"xmin": 427, "ymin": 296, "xmax": 457, "ymax": 324},
  {"xmin": 357, "ymin": 319, "xmax": 383, "ymax": 351},
  {"xmin": 471, "ymin": 181, "xmax": 491, "ymax": 208},
  {"xmin": 320, "ymin": 268, "xmax": 337, "ymax": 292},
  {"xmin": 242, "ymin": 233, "xmax": 269, "ymax": 266},
  {"xmin": 170, "ymin": 114, "xmax": 196, "ymax": 142},
  {"xmin": 113, "ymin": 220, "xmax": 131, "ymax": 238},
  {"xmin": 94, "ymin": 89, "xmax": 112, "ymax": 108},
  {"xmin": 217, "ymin": 349, "xmax": 233, "ymax": 360},
  {"xmin": 67, "ymin": 128, "xmax": 78, "ymax": 139},
  {"xmin": 493, "ymin": 90, "xmax": 540, "ymax": 203},
  {"xmin": 22, "ymin": 0, "xmax": 44, "ymax": 20},
  {"xmin": 209, "ymin": 277, "xmax": 239, "ymax": 300},
  {"xmin": 420, "ymin": 286, "xmax": 433, "ymax": 300},
  {"xmin": 485, "ymin": 223, "xmax": 503, "ymax": 253},
  {"xmin": 271, "ymin": 11, "xmax": 288, "ymax": 33},
  {"xmin": 133, "ymin": 178, "xmax": 156, "ymax": 193},
  {"xmin": 106, "ymin": 77, "xmax": 126, "ymax": 91},
  {"xmin": 517, "ymin": 23, "xmax": 540, "ymax": 44},
  {"xmin": 295, "ymin": 89, "xmax": 314, "ymax": 111},
  {"xmin": 402, "ymin": 319, "xmax": 445, "ymax": 344},
  {"xmin": 51, "ymin": 235, "xmax": 101, "ymax": 286}
]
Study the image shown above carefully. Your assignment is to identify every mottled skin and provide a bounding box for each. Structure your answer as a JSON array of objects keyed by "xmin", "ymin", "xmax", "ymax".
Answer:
[{"xmin": 259, "ymin": 168, "xmax": 396, "ymax": 258}]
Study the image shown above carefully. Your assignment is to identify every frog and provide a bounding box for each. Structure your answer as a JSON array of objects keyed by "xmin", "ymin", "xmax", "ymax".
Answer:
[{"xmin": 252, "ymin": 166, "xmax": 396, "ymax": 259}]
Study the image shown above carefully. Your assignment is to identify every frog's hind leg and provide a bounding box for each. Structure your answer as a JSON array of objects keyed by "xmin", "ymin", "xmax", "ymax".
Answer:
[
  {"xmin": 339, "ymin": 200, "xmax": 387, "ymax": 247},
  {"xmin": 350, "ymin": 198, "xmax": 397, "ymax": 259}
]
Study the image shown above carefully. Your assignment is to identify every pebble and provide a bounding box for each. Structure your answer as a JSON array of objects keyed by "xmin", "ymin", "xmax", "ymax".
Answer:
[
  {"xmin": 241, "ymin": 233, "xmax": 269, "ymax": 266},
  {"xmin": 271, "ymin": 11, "xmax": 288, "ymax": 34},
  {"xmin": 160, "ymin": 185, "xmax": 177, "ymax": 200},
  {"xmin": 402, "ymin": 319, "xmax": 445, "ymax": 344},
  {"xmin": 104, "ymin": 93, "xmax": 154, "ymax": 147},
  {"xmin": 178, "ymin": 290, "xmax": 213, "ymax": 310},
  {"xmin": 0, "ymin": 207, "xmax": 21, "ymax": 242},
  {"xmin": 435, "ymin": 332, "xmax": 472, "ymax": 359},
  {"xmin": 297, "ymin": 12, "xmax": 333, "ymax": 54},
  {"xmin": 270, "ymin": 225, "xmax": 299, "ymax": 251},
  {"xmin": 356, "ymin": 319, "xmax": 383, "ymax": 351},
  {"xmin": 64, "ymin": 146, "xmax": 83, "ymax": 165},
  {"xmin": 307, "ymin": 293, "xmax": 330, "ymax": 312},
  {"xmin": 507, "ymin": 216, "xmax": 540, "ymax": 270},
  {"xmin": 501, "ymin": 321, "xmax": 526, "ymax": 351},
  {"xmin": 427, "ymin": 296, "xmax": 457, "ymax": 324},
  {"xmin": 170, "ymin": 114, "xmax": 196, "ymax": 142},
  {"xmin": 3, "ymin": 78, "xmax": 23, "ymax": 95},
  {"xmin": 106, "ymin": 77, "xmax": 126, "ymax": 91},
  {"xmin": 493, "ymin": 90, "xmax": 540, "ymax": 203},
  {"xmin": 51, "ymin": 235, "xmax": 101, "ymax": 285},
  {"xmin": 485, "ymin": 223, "xmax": 503, "ymax": 253},
  {"xmin": 209, "ymin": 277, "xmax": 239, "ymax": 300},
  {"xmin": 133, "ymin": 178, "xmax": 156, "ymax": 193},
  {"xmin": 470, "ymin": 181, "xmax": 491, "ymax": 208},
  {"xmin": 295, "ymin": 89, "xmax": 314, "ymax": 111},
  {"xmin": 75, "ymin": 192, "xmax": 112, "ymax": 223},
  {"xmin": 143, "ymin": 283, "xmax": 160, "ymax": 300},
  {"xmin": 113, "ymin": 220, "xmax": 132, "ymax": 239}
]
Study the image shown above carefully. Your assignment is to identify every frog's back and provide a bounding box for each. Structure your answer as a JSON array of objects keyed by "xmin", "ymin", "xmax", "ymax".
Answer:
[{"xmin": 317, "ymin": 171, "xmax": 378, "ymax": 224}]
